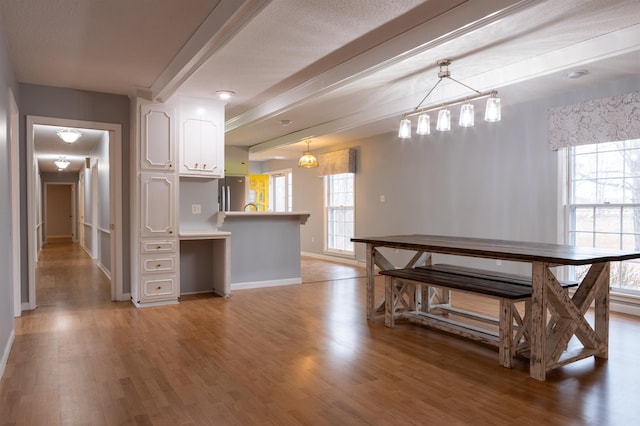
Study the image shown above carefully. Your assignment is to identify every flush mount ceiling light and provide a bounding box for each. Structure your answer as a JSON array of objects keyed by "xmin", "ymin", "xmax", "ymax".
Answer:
[
  {"xmin": 297, "ymin": 140, "xmax": 319, "ymax": 168},
  {"xmin": 398, "ymin": 59, "xmax": 501, "ymax": 139},
  {"xmin": 216, "ymin": 90, "xmax": 235, "ymax": 100},
  {"xmin": 56, "ymin": 128, "xmax": 82, "ymax": 143},
  {"xmin": 567, "ymin": 69, "xmax": 589, "ymax": 79},
  {"xmin": 54, "ymin": 157, "xmax": 70, "ymax": 170}
]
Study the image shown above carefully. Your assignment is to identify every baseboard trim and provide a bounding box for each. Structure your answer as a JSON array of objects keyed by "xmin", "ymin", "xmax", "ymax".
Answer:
[
  {"xmin": 301, "ymin": 251, "xmax": 365, "ymax": 267},
  {"xmin": 0, "ymin": 328, "xmax": 15, "ymax": 381},
  {"xmin": 131, "ymin": 298, "xmax": 179, "ymax": 308},
  {"xmin": 96, "ymin": 262, "xmax": 111, "ymax": 281},
  {"xmin": 231, "ymin": 277, "xmax": 301, "ymax": 291}
]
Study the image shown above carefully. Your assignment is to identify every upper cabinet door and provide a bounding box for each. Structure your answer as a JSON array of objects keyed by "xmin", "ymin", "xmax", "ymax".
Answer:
[
  {"xmin": 179, "ymin": 97, "xmax": 224, "ymax": 178},
  {"xmin": 140, "ymin": 103, "xmax": 175, "ymax": 171}
]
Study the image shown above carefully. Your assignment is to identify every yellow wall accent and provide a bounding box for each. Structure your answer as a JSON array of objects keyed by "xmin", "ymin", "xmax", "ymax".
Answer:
[{"xmin": 248, "ymin": 174, "xmax": 269, "ymax": 211}]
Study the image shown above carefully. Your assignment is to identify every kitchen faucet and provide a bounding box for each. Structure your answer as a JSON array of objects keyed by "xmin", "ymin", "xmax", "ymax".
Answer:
[{"xmin": 244, "ymin": 203, "xmax": 258, "ymax": 211}]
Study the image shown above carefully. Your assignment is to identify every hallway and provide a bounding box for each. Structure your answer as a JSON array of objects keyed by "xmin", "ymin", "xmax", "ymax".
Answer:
[{"xmin": 35, "ymin": 242, "xmax": 112, "ymax": 311}]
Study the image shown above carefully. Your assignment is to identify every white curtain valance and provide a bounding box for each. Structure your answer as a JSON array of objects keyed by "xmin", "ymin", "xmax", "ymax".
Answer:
[
  {"xmin": 317, "ymin": 148, "xmax": 356, "ymax": 176},
  {"xmin": 548, "ymin": 91, "xmax": 640, "ymax": 150}
]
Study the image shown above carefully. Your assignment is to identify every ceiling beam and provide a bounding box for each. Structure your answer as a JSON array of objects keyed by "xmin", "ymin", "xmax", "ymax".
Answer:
[
  {"xmin": 150, "ymin": 0, "xmax": 272, "ymax": 102},
  {"xmin": 228, "ymin": 0, "xmax": 540, "ymax": 134}
]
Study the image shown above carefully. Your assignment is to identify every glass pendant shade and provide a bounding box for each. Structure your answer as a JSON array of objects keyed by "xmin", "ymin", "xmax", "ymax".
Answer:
[
  {"xmin": 398, "ymin": 118, "xmax": 412, "ymax": 139},
  {"xmin": 298, "ymin": 141, "xmax": 319, "ymax": 168},
  {"xmin": 416, "ymin": 113, "xmax": 431, "ymax": 135},
  {"xmin": 54, "ymin": 158, "xmax": 70, "ymax": 169},
  {"xmin": 459, "ymin": 103, "xmax": 474, "ymax": 127},
  {"xmin": 484, "ymin": 96, "xmax": 501, "ymax": 122},
  {"xmin": 56, "ymin": 128, "xmax": 82, "ymax": 143},
  {"xmin": 436, "ymin": 109, "xmax": 451, "ymax": 131}
]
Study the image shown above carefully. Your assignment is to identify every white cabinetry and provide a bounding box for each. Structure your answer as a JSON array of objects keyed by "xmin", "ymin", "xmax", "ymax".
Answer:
[
  {"xmin": 140, "ymin": 173, "xmax": 176, "ymax": 238},
  {"xmin": 132, "ymin": 99, "xmax": 179, "ymax": 306},
  {"xmin": 178, "ymin": 97, "xmax": 224, "ymax": 178},
  {"xmin": 140, "ymin": 103, "xmax": 175, "ymax": 171}
]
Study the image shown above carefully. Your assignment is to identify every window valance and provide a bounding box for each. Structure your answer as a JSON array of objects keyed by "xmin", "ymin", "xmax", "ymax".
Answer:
[
  {"xmin": 317, "ymin": 148, "xmax": 356, "ymax": 176},
  {"xmin": 548, "ymin": 91, "xmax": 640, "ymax": 150}
]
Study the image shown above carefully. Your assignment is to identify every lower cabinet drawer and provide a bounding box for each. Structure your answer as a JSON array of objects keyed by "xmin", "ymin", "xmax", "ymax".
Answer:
[
  {"xmin": 141, "ymin": 254, "xmax": 177, "ymax": 274},
  {"xmin": 141, "ymin": 275, "xmax": 177, "ymax": 299}
]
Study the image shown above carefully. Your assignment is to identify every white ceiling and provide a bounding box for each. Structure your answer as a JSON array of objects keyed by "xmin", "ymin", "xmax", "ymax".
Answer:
[{"xmin": 1, "ymin": 0, "xmax": 639, "ymax": 165}]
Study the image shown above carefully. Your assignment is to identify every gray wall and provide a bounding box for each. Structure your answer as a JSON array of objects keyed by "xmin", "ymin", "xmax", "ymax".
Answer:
[
  {"xmin": 0, "ymin": 18, "xmax": 18, "ymax": 375},
  {"xmin": 263, "ymin": 75, "xmax": 640, "ymax": 273},
  {"xmin": 19, "ymin": 84, "xmax": 131, "ymax": 300}
]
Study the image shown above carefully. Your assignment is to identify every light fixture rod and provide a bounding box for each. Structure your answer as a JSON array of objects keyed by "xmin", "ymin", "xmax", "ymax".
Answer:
[
  {"xmin": 405, "ymin": 90, "xmax": 497, "ymax": 118},
  {"xmin": 413, "ymin": 78, "xmax": 444, "ymax": 112}
]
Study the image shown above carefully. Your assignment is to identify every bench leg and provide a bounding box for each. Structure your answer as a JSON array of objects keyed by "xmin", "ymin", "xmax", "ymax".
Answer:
[{"xmin": 499, "ymin": 298, "xmax": 514, "ymax": 368}]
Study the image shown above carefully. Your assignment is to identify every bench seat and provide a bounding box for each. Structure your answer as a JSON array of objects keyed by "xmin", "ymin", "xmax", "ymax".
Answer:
[{"xmin": 379, "ymin": 264, "xmax": 576, "ymax": 368}]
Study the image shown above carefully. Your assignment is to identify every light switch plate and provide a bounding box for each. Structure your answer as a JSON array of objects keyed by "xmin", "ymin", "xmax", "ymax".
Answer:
[{"xmin": 192, "ymin": 204, "xmax": 202, "ymax": 214}]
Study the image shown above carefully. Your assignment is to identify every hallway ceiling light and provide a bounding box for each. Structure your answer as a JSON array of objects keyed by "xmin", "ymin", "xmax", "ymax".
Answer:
[
  {"xmin": 298, "ymin": 140, "xmax": 319, "ymax": 168},
  {"xmin": 54, "ymin": 157, "xmax": 70, "ymax": 170},
  {"xmin": 398, "ymin": 59, "xmax": 501, "ymax": 139},
  {"xmin": 56, "ymin": 128, "xmax": 82, "ymax": 143},
  {"xmin": 216, "ymin": 90, "xmax": 235, "ymax": 100}
]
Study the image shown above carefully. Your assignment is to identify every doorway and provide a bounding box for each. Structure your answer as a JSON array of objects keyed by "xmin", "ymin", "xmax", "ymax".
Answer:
[
  {"xmin": 44, "ymin": 183, "xmax": 75, "ymax": 244},
  {"xmin": 26, "ymin": 116, "xmax": 123, "ymax": 309}
]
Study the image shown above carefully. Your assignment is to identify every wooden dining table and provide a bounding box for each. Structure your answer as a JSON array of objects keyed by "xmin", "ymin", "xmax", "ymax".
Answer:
[{"xmin": 351, "ymin": 234, "xmax": 640, "ymax": 380}]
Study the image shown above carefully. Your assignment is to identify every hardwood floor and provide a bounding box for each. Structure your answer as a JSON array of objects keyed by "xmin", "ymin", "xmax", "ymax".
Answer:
[{"xmin": 2, "ymin": 243, "xmax": 640, "ymax": 425}]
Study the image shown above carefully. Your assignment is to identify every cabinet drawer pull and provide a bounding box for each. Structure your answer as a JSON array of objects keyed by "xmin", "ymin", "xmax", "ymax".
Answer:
[
  {"xmin": 156, "ymin": 264, "xmax": 162, "ymax": 268},
  {"xmin": 194, "ymin": 163, "xmax": 198, "ymax": 168},
  {"xmin": 157, "ymin": 286, "xmax": 162, "ymax": 290},
  {"xmin": 156, "ymin": 245, "xmax": 162, "ymax": 249},
  {"xmin": 202, "ymin": 164, "xmax": 207, "ymax": 169}
]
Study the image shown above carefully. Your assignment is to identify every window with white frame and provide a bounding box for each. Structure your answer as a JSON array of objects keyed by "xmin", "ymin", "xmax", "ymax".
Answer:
[
  {"xmin": 267, "ymin": 169, "xmax": 293, "ymax": 212},
  {"xmin": 566, "ymin": 140, "xmax": 640, "ymax": 295},
  {"xmin": 324, "ymin": 172, "xmax": 354, "ymax": 255}
]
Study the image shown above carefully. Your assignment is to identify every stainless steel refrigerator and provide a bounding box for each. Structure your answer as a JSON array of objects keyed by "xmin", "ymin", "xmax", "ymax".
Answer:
[{"xmin": 218, "ymin": 176, "xmax": 247, "ymax": 211}]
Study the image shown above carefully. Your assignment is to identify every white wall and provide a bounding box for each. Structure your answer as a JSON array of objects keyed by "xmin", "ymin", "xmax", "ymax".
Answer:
[
  {"xmin": 263, "ymin": 75, "xmax": 640, "ymax": 274},
  {"xmin": 0, "ymin": 18, "xmax": 19, "ymax": 379}
]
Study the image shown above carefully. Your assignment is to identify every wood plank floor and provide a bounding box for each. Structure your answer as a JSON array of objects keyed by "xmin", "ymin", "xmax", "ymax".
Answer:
[{"xmin": 1, "ymin": 242, "xmax": 640, "ymax": 425}]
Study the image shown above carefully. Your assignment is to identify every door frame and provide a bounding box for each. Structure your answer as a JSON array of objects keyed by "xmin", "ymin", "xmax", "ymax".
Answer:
[
  {"xmin": 26, "ymin": 115, "xmax": 124, "ymax": 308},
  {"xmin": 9, "ymin": 90, "xmax": 21, "ymax": 317}
]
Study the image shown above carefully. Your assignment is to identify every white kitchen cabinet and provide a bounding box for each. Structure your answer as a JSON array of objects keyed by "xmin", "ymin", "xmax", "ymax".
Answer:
[
  {"xmin": 140, "ymin": 173, "xmax": 176, "ymax": 238},
  {"xmin": 140, "ymin": 103, "xmax": 175, "ymax": 171},
  {"xmin": 178, "ymin": 97, "xmax": 224, "ymax": 178},
  {"xmin": 132, "ymin": 98, "xmax": 179, "ymax": 307}
]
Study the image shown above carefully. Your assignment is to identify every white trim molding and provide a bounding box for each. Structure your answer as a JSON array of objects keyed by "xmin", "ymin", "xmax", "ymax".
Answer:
[
  {"xmin": 0, "ymin": 329, "xmax": 15, "ymax": 381},
  {"xmin": 231, "ymin": 278, "xmax": 301, "ymax": 291}
]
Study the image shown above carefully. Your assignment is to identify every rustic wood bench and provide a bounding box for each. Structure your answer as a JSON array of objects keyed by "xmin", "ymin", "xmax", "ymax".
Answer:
[{"xmin": 380, "ymin": 264, "xmax": 578, "ymax": 368}]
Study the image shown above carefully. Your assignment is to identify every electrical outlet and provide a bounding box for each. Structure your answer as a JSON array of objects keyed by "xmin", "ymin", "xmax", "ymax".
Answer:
[
  {"xmin": 380, "ymin": 195, "xmax": 386, "ymax": 203},
  {"xmin": 311, "ymin": 236, "xmax": 315, "ymax": 243},
  {"xmin": 496, "ymin": 260, "xmax": 502, "ymax": 266},
  {"xmin": 192, "ymin": 204, "xmax": 201, "ymax": 214}
]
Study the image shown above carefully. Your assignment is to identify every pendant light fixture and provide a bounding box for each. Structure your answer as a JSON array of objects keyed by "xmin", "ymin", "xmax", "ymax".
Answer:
[
  {"xmin": 54, "ymin": 157, "xmax": 70, "ymax": 170},
  {"xmin": 298, "ymin": 140, "xmax": 319, "ymax": 168},
  {"xmin": 398, "ymin": 59, "xmax": 501, "ymax": 139},
  {"xmin": 56, "ymin": 128, "xmax": 82, "ymax": 143}
]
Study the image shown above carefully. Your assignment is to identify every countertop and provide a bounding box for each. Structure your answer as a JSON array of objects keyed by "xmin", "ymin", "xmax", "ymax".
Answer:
[{"xmin": 216, "ymin": 211, "xmax": 311, "ymax": 227}]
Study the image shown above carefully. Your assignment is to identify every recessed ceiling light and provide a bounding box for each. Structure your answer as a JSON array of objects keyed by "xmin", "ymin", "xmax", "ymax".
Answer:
[
  {"xmin": 280, "ymin": 119, "xmax": 292, "ymax": 126},
  {"xmin": 216, "ymin": 90, "xmax": 235, "ymax": 100},
  {"xmin": 567, "ymin": 70, "xmax": 589, "ymax": 79}
]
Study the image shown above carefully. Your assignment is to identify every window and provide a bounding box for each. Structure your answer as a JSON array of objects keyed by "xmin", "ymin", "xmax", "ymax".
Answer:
[
  {"xmin": 567, "ymin": 140, "xmax": 640, "ymax": 295},
  {"xmin": 324, "ymin": 173, "xmax": 354, "ymax": 255},
  {"xmin": 268, "ymin": 169, "xmax": 292, "ymax": 212}
]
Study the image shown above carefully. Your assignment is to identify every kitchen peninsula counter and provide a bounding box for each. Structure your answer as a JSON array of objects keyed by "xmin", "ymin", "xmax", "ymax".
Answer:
[
  {"xmin": 216, "ymin": 211, "xmax": 310, "ymax": 227},
  {"xmin": 217, "ymin": 211, "xmax": 311, "ymax": 290}
]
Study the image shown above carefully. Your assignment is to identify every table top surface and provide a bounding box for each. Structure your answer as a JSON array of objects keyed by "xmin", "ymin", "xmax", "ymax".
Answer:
[{"xmin": 351, "ymin": 234, "xmax": 640, "ymax": 265}]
